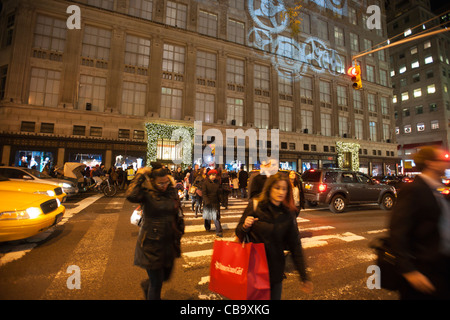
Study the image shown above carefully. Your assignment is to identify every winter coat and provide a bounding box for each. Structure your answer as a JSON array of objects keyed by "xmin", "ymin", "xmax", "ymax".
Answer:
[
  {"xmin": 202, "ymin": 178, "xmax": 221, "ymax": 220},
  {"xmin": 236, "ymin": 200, "xmax": 309, "ymax": 285},
  {"xmin": 126, "ymin": 173, "xmax": 184, "ymax": 270}
]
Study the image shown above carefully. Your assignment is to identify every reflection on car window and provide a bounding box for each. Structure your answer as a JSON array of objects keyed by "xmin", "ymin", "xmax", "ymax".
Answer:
[
  {"xmin": 23, "ymin": 168, "xmax": 51, "ymax": 179},
  {"xmin": 341, "ymin": 173, "xmax": 355, "ymax": 183},
  {"xmin": 324, "ymin": 172, "xmax": 338, "ymax": 183},
  {"xmin": 356, "ymin": 173, "xmax": 370, "ymax": 183}
]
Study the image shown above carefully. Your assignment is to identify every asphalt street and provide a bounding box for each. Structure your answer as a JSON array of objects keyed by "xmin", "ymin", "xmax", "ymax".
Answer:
[{"xmin": 0, "ymin": 190, "xmax": 399, "ymax": 301}]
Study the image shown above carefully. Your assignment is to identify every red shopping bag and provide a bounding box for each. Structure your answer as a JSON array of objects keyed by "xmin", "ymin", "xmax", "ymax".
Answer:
[{"xmin": 209, "ymin": 239, "xmax": 270, "ymax": 300}]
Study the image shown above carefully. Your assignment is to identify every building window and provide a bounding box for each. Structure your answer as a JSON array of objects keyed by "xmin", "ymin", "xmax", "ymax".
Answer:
[
  {"xmin": 301, "ymin": 109, "xmax": 313, "ymax": 133},
  {"xmin": 166, "ymin": 1, "xmax": 187, "ymax": 29},
  {"xmin": 226, "ymin": 97, "xmax": 244, "ymax": 126},
  {"xmin": 413, "ymin": 88, "xmax": 422, "ymax": 98},
  {"xmin": 369, "ymin": 121, "xmax": 377, "ymax": 141},
  {"xmin": 254, "ymin": 64, "xmax": 270, "ymax": 91},
  {"xmin": 121, "ymin": 81, "xmax": 146, "ymax": 116},
  {"xmin": 133, "ymin": 130, "xmax": 145, "ymax": 140},
  {"xmin": 81, "ymin": 25, "xmax": 111, "ymax": 62},
  {"xmin": 33, "ymin": 15, "xmax": 66, "ymax": 53},
  {"xmin": 383, "ymin": 123, "xmax": 390, "ymax": 141},
  {"xmin": 196, "ymin": 50, "xmax": 217, "ymax": 82},
  {"xmin": 401, "ymin": 92, "xmax": 409, "ymax": 101},
  {"xmin": 337, "ymin": 85, "xmax": 347, "ymax": 106},
  {"xmin": 404, "ymin": 124, "xmax": 412, "ymax": 133},
  {"xmin": 128, "ymin": 0, "xmax": 153, "ymax": 20},
  {"xmin": 198, "ymin": 11, "xmax": 217, "ymax": 37},
  {"xmin": 73, "ymin": 125, "xmax": 86, "ymax": 136},
  {"xmin": 381, "ymin": 96, "xmax": 389, "ymax": 115},
  {"xmin": 161, "ymin": 87, "xmax": 182, "ymax": 120},
  {"xmin": 368, "ymin": 93, "xmax": 376, "ymax": 112},
  {"xmin": 28, "ymin": 68, "xmax": 61, "ymax": 108},
  {"xmin": 78, "ymin": 75, "xmax": 107, "ymax": 112},
  {"xmin": 319, "ymin": 80, "xmax": 331, "ymax": 104},
  {"xmin": 300, "ymin": 76, "xmax": 313, "ymax": 100},
  {"xmin": 254, "ymin": 101, "xmax": 269, "ymax": 129},
  {"xmin": 425, "ymin": 56, "xmax": 433, "ymax": 64},
  {"xmin": 415, "ymin": 105, "xmax": 423, "ymax": 114},
  {"xmin": 403, "ymin": 108, "xmax": 410, "ymax": 117},
  {"xmin": 355, "ymin": 118, "xmax": 363, "ymax": 140},
  {"xmin": 334, "ymin": 26, "xmax": 344, "ymax": 46},
  {"xmin": 228, "ymin": 19, "xmax": 245, "ymax": 45},
  {"xmin": 125, "ymin": 35, "xmax": 151, "ymax": 69},
  {"xmin": 118, "ymin": 129, "xmax": 130, "ymax": 139},
  {"xmin": 429, "ymin": 103, "xmax": 438, "ymax": 112},
  {"xmin": 226, "ymin": 57, "xmax": 245, "ymax": 86},
  {"xmin": 20, "ymin": 121, "xmax": 35, "ymax": 132},
  {"xmin": 317, "ymin": 19, "xmax": 328, "ymax": 40},
  {"xmin": 417, "ymin": 123, "xmax": 425, "ymax": 132},
  {"xmin": 90, "ymin": 126, "xmax": 102, "ymax": 137},
  {"xmin": 162, "ymin": 43, "xmax": 185, "ymax": 75},
  {"xmin": 431, "ymin": 120, "xmax": 439, "ymax": 130},
  {"xmin": 40, "ymin": 122, "xmax": 54, "ymax": 134},
  {"xmin": 321, "ymin": 113, "xmax": 331, "ymax": 136},
  {"xmin": 87, "ymin": 0, "xmax": 114, "ymax": 10},
  {"xmin": 339, "ymin": 116, "xmax": 348, "ymax": 137},
  {"xmin": 353, "ymin": 90, "xmax": 362, "ymax": 110},
  {"xmin": 411, "ymin": 60, "xmax": 419, "ymax": 68},
  {"xmin": 350, "ymin": 32, "xmax": 358, "ymax": 51},
  {"xmin": 195, "ymin": 92, "xmax": 215, "ymax": 123},
  {"xmin": 279, "ymin": 106, "xmax": 293, "ymax": 132},
  {"xmin": 427, "ymin": 84, "xmax": 436, "ymax": 94},
  {"xmin": 278, "ymin": 71, "xmax": 293, "ymax": 97}
]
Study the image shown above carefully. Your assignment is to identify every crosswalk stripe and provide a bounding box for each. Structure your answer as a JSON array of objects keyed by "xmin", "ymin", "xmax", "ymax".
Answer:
[{"xmin": 41, "ymin": 213, "xmax": 119, "ymax": 299}]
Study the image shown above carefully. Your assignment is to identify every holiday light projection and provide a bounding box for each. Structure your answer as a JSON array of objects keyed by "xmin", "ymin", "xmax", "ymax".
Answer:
[{"xmin": 247, "ymin": 0, "xmax": 345, "ymax": 80}]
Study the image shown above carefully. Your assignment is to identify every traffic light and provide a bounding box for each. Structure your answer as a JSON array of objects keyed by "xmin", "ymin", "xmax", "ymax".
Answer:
[{"xmin": 347, "ymin": 65, "xmax": 362, "ymax": 90}]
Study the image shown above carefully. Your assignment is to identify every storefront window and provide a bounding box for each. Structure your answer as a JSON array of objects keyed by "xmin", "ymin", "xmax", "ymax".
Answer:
[
  {"xmin": 69, "ymin": 153, "xmax": 102, "ymax": 168},
  {"xmin": 14, "ymin": 150, "xmax": 54, "ymax": 172},
  {"xmin": 280, "ymin": 161, "xmax": 296, "ymax": 171},
  {"xmin": 302, "ymin": 161, "xmax": 318, "ymax": 172},
  {"xmin": 115, "ymin": 155, "xmax": 144, "ymax": 171},
  {"xmin": 156, "ymin": 139, "xmax": 183, "ymax": 162}
]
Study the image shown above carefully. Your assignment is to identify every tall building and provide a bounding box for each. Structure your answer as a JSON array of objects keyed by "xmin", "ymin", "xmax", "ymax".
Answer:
[
  {"xmin": 0, "ymin": 0, "xmax": 398, "ymax": 175},
  {"xmin": 386, "ymin": 0, "xmax": 450, "ymax": 173}
]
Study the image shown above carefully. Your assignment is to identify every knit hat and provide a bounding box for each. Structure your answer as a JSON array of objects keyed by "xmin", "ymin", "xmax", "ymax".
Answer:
[{"xmin": 207, "ymin": 169, "xmax": 218, "ymax": 176}]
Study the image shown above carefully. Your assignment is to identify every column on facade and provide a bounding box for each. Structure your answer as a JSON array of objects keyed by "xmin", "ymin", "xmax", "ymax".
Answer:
[
  {"xmin": 216, "ymin": 50, "xmax": 227, "ymax": 122},
  {"xmin": 270, "ymin": 65, "xmax": 280, "ymax": 130},
  {"xmin": 107, "ymin": 27, "xmax": 126, "ymax": 113},
  {"xmin": 4, "ymin": 5, "xmax": 34, "ymax": 103},
  {"xmin": 244, "ymin": 57, "xmax": 254, "ymax": 126},
  {"xmin": 60, "ymin": 27, "xmax": 82, "ymax": 109},
  {"xmin": 183, "ymin": 43, "xmax": 196, "ymax": 120},
  {"xmin": 147, "ymin": 36, "xmax": 163, "ymax": 116}
]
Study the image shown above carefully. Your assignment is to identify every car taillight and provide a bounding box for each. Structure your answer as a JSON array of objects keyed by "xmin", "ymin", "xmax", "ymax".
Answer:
[{"xmin": 318, "ymin": 184, "xmax": 327, "ymax": 192}]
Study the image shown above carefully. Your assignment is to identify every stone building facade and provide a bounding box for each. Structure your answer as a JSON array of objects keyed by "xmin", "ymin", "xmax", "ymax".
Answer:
[{"xmin": 0, "ymin": 0, "xmax": 399, "ymax": 175}]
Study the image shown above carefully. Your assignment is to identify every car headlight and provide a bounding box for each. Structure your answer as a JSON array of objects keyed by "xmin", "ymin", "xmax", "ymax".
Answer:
[
  {"xmin": 0, "ymin": 207, "xmax": 42, "ymax": 220},
  {"xmin": 59, "ymin": 183, "xmax": 72, "ymax": 189}
]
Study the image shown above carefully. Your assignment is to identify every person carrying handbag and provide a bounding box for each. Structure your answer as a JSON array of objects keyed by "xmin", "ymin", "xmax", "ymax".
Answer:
[
  {"xmin": 126, "ymin": 162, "xmax": 184, "ymax": 300},
  {"xmin": 236, "ymin": 173, "xmax": 313, "ymax": 300}
]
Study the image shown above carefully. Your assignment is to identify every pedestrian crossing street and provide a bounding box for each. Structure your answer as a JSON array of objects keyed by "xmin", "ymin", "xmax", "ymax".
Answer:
[
  {"xmin": 178, "ymin": 197, "xmax": 391, "ymax": 300},
  {"xmin": 0, "ymin": 193, "xmax": 396, "ymax": 300}
]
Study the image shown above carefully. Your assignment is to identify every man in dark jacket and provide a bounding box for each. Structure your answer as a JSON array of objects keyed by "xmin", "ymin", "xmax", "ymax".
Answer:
[
  {"xmin": 238, "ymin": 167, "xmax": 248, "ymax": 198},
  {"xmin": 390, "ymin": 146, "xmax": 450, "ymax": 299}
]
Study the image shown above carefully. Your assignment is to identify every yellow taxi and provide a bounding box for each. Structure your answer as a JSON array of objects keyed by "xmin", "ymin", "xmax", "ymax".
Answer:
[
  {"xmin": 0, "ymin": 190, "xmax": 65, "ymax": 242},
  {"xmin": 0, "ymin": 175, "xmax": 67, "ymax": 203}
]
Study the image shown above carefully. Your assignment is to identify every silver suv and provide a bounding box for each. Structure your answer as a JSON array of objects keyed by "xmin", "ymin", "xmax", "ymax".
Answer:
[{"xmin": 301, "ymin": 169, "xmax": 397, "ymax": 213}]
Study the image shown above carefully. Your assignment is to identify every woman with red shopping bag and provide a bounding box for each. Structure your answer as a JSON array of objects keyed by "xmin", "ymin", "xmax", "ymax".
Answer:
[{"xmin": 235, "ymin": 173, "xmax": 313, "ymax": 300}]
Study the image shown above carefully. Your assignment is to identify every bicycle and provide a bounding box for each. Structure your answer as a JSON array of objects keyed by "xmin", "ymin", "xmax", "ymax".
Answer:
[{"xmin": 86, "ymin": 174, "xmax": 117, "ymax": 197}]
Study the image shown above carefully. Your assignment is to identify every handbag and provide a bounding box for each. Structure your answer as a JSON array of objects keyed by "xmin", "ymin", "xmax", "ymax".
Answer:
[
  {"xmin": 130, "ymin": 205, "xmax": 142, "ymax": 227},
  {"xmin": 188, "ymin": 185, "xmax": 197, "ymax": 195},
  {"xmin": 209, "ymin": 237, "xmax": 271, "ymax": 300},
  {"xmin": 369, "ymin": 236, "xmax": 402, "ymax": 290}
]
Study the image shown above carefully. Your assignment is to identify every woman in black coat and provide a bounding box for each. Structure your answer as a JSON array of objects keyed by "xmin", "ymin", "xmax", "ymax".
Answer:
[
  {"xmin": 202, "ymin": 169, "xmax": 223, "ymax": 237},
  {"xmin": 126, "ymin": 163, "xmax": 184, "ymax": 300},
  {"xmin": 236, "ymin": 173, "xmax": 313, "ymax": 300}
]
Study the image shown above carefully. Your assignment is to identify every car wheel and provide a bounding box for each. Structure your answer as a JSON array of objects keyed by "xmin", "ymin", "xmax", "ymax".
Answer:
[
  {"xmin": 380, "ymin": 193, "xmax": 395, "ymax": 210},
  {"xmin": 330, "ymin": 195, "xmax": 346, "ymax": 213}
]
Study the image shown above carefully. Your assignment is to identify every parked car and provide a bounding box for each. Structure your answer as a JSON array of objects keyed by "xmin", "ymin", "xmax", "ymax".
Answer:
[
  {"xmin": 301, "ymin": 169, "xmax": 397, "ymax": 213},
  {"xmin": 0, "ymin": 174, "xmax": 67, "ymax": 203},
  {"xmin": 0, "ymin": 190, "xmax": 65, "ymax": 242},
  {"xmin": 0, "ymin": 166, "xmax": 78, "ymax": 198}
]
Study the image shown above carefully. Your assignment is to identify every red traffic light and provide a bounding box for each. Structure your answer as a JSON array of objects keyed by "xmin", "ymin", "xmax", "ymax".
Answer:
[
  {"xmin": 347, "ymin": 66, "xmax": 359, "ymax": 77},
  {"xmin": 348, "ymin": 65, "xmax": 362, "ymax": 90}
]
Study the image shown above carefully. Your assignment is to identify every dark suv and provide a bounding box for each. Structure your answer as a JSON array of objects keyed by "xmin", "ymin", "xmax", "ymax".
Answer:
[{"xmin": 301, "ymin": 169, "xmax": 397, "ymax": 213}]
